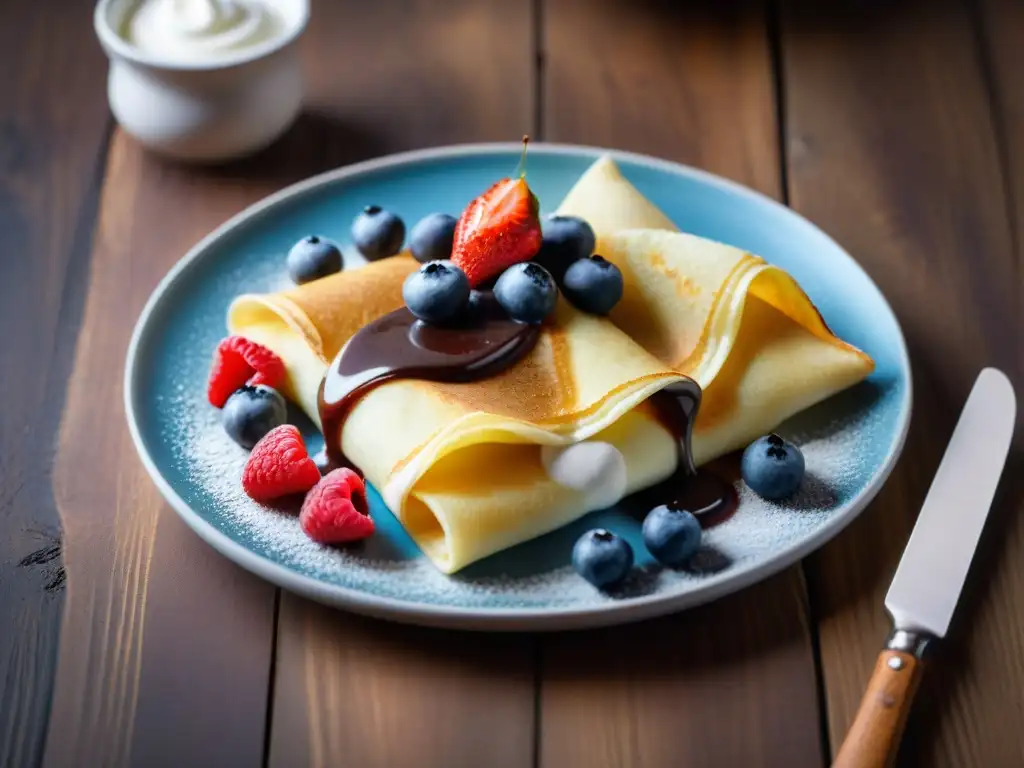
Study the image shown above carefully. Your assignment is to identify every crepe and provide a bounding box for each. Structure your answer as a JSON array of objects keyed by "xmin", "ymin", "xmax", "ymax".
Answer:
[
  {"xmin": 230, "ymin": 257, "xmax": 683, "ymax": 572},
  {"xmin": 228, "ymin": 156, "xmax": 873, "ymax": 572},
  {"xmin": 556, "ymin": 157, "xmax": 874, "ymax": 463}
]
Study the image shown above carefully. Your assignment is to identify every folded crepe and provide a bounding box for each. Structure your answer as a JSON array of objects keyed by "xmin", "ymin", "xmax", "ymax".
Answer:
[
  {"xmin": 228, "ymin": 156, "xmax": 873, "ymax": 572},
  {"xmin": 555, "ymin": 156, "xmax": 875, "ymax": 463}
]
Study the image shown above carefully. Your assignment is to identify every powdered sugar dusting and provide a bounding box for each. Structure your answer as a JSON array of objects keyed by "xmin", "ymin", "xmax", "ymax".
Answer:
[
  {"xmin": 137, "ymin": 179, "xmax": 906, "ymax": 613},
  {"xmin": 168, "ymin": 367, "xmax": 901, "ymax": 609}
]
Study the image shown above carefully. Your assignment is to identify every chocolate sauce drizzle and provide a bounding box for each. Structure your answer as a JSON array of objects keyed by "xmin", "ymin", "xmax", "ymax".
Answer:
[
  {"xmin": 317, "ymin": 294, "xmax": 736, "ymax": 529},
  {"xmin": 318, "ymin": 295, "xmax": 540, "ymax": 471}
]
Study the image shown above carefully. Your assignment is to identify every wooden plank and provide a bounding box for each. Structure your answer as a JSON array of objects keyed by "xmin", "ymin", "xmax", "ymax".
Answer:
[
  {"xmin": 270, "ymin": 604, "xmax": 536, "ymax": 768},
  {"xmin": 780, "ymin": 1, "xmax": 1024, "ymax": 765},
  {"xmin": 979, "ymin": 0, "xmax": 1024, "ymax": 263},
  {"xmin": 540, "ymin": 1, "xmax": 825, "ymax": 766},
  {"xmin": 0, "ymin": 1, "xmax": 111, "ymax": 766},
  {"xmin": 266, "ymin": 2, "xmax": 538, "ymax": 767},
  {"xmin": 43, "ymin": 130, "xmax": 283, "ymax": 768}
]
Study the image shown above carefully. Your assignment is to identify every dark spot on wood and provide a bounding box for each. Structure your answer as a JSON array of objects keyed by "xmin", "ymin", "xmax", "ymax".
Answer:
[
  {"xmin": 19, "ymin": 542, "xmax": 62, "ymax": 567},
  {"xmin": 44, "ymin": 567, "xmax": 67, "ymax": 593}
]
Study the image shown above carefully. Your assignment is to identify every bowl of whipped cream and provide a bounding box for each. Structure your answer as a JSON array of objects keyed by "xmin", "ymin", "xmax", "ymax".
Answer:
[{"xmin": 95, "ymin": 0, "xmax": 309, "ymax": 162}]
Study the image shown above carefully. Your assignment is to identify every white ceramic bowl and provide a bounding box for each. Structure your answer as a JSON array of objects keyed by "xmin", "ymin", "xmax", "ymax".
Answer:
[{"xmin": 94, "ymin": 0, "xmax": 309, "ymax": 162}]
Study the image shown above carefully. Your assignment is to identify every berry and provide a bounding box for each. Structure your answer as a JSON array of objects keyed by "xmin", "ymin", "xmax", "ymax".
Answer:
[
  {"xmin": 241, "ymin": 425, "xmax": 321, "ymax": 503},
  {"xmin": 642, "ymin": 505, "xmax": 702, "ymax": 567},
  {"xmin": 464, "ymin": 289, "xmax": 487, "ymax": 320},
  {"xmin": 300, "ymin": 468, "xmax": 374, "ymax": 544},
  {"xmin": 534, "ymin": 215, "xmax": 596, "ymax": 280},
  {"xmin": 402, "ymin": 260, "xmax": 471, "ymax": 324},
  {"xmin": 450, "ymin": 177, "xmax": 542, "ymax": 286},
  {"xmin": 207, "ymin": 336, "xmax": 285, "ymax": 408},
  {"xmin": 741, "ymin": 433, "xmax": 805, "ymax": 500},
  {"xmin": 286, "ymin": 235, "xmax": 343, "ymax": 284},
  {"xmin": 572, "ymin": 529, "xmax": 634, "ymax": 589},
  {"xmin": 222, "ymin": 385, "xmax": 287, "ymax": 449},
  {"xmin": 561, "ymin": 255, "xmax": 624, "ymax": 315},
  {"xmin": 351, "ymin": 205, "xmax": 405, "ymax": 261},
  {"xmin": 410, "ymin": 213, "xmax": 458, "ymax": 264},
  {"xmin": 493, "ymin": 262, "xmax": 557, "ymax": 324}
]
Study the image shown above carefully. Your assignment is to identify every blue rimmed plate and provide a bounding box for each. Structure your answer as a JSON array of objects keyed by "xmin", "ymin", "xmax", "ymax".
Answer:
[{"xmin": 125, "ymin": 143, "xmax": 911, "ymax": 630}]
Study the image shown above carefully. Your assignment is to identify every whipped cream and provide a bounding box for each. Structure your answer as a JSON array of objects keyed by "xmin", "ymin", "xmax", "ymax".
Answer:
[
  {"xmin": 124, "ymin": 0, "xmax": 286, "ymax": 62},
  {"xmin": 541, "ymin": 441, "xmax": 628, "ymax": 510}
]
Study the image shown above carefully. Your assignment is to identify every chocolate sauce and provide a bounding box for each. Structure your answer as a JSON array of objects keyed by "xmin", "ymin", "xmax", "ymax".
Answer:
[
  {"xmin": 317, "ymin": 295, "xmax": 541, "ymax": 470},
  {"xmin": 315, "ymin": 297, "xmax": 735, "ymax": 528},
  {"xmin": 646, "ymin": 382, "xmax": 739, "ymax": 529}
]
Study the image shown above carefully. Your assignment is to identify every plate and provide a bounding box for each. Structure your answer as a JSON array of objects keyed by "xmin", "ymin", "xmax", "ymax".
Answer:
[{"xmin": 125, "ymin": 143, "xmax": 911, "ymax": 630}]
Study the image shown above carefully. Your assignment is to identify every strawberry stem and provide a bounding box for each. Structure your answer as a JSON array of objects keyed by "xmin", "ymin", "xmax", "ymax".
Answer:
[{"xmin": 516, "ymin": 135, "xmax": 530, "ymax": 178}]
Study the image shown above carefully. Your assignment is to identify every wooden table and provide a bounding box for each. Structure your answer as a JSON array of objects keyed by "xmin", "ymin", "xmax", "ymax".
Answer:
[{"xmin": 2, "ymin": 0, "xmax": 1022, "ymax": 766}]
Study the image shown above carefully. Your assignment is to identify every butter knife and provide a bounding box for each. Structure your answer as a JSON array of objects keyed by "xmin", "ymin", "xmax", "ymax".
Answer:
[{"xmin": 833, "ymin": 367, "xmax": 1016, "ymax": 768}]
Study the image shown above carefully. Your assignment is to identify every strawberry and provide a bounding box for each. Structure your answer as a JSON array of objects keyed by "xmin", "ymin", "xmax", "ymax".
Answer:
[
  {"xmin": 242, "ymin": 425, "xmax": 321, "ymax": 503},
  {"xmin": 450, "ymin": 176, "xmax": 542, "ymax": 286},
  {"xmin": 300, "ymin": 468, "xmax": 375, "ymax": 544},
  {"xmin": 207, "ymin": 336, "xmax": 286, "ymax": 408}
]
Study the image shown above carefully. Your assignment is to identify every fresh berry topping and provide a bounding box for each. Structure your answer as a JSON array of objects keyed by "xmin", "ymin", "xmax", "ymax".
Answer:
[
  {"xmin": 300, "ymin": 468, "xmax": 374, "ymax": 544},
  {"xmin": 741, "ymin": 433, "xmax": 805, "ymax": 500},
  {"xmin": 572, "ymin": 529, "xmax": 634, "ymax": 589},
  {"xmin": 402, "ymin": 260, "xmax": 471, "ymax": 324},
  {"xmin": 493, "ymin": 262, "xmax": 557, "ymax": 324},
  {"xmin": 561, "ymin": 255, "xmax": 624, "ymax": 315},
  {"xmin": 462, "ymin": 289, "xmax": 487, "ymax": 322},
  {"xmin": 410, "ymin": 213, "xmax": 458, "ymax": 264},
  {"xmin": 207, "ymin": 336, "xmax": 285, "ymax": 408},
  {"xmin": 222, "ymin": 385, "xmax": 287, "ymax": 449},
  {"xmin": 287, "ymin": 235, "xmax": 343, "ymax": 285},
  {"xmin": 642, "ymin": 505, "xmax": 702, "ymax": 567},
  {"xmin": 351, "ymin": 206, "xmax": 405, "ymax": 261},
  {"xmin": 241, "ymin": 425, "xmax": 321, "ymax": 503},
  {"xmin": 534, "ymin": 214, "xmax": 596, "ymax": 280},
  {"xmin": 450, "ymin": 177, "xmax": 542, "ymax": 286}
]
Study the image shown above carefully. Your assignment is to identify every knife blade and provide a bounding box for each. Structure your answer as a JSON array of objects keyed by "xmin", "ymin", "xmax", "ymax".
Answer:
[
  {"xmin": 885, "ymin": 366, "xmax": 1016, "ymax": 638},
  {"xmin": 834, "ymin": 367, "xmax": 1016, "ymax": 768}
]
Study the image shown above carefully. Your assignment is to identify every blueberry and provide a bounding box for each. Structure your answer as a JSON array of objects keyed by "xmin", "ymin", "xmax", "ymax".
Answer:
[
  {"xmin": 352, "ymin": 205, "xmax": 405, "ymax": 261},
  {"xmin": 222, "ymin": 385, "xmax": 287, "ymax": 449},
  {"xmin": 493, "ymin": 262, "xmax": 558, "ymax": 324},
  {"xmin": 572, "ymin": 529, "xmax": 634, "ymax": 589},
  {"xmin": 562, "ymin": 255, "xmax": 624, "ymax": 315},
  {"xmin": 534, "ymin": 215, "xmax": 596, "ymax": 280},
  {"xmin": 409, "ymin": 213, "xmax": 457, "ymax": 264},
  {"xmin": 642, "ymin": 505, "xmax": 702, "ymax": 567},
  {"xmin": 741, "ymin": 433, "xmax": 805, "ymax": 500},
  {"xmin": 286, "ymin": 235, "xmax": 343, "ymax": 285},
  {"xmin": 403, "ymin": 260, "xmax": 471, "ymax": 324},
  {"xmin": 459, "ymin": 289, "xmax": 487, "ymax": 323}
]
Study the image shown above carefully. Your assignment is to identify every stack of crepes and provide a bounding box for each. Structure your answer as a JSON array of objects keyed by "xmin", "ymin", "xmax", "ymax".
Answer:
[{"xmin": 228, "ymin": 156, "xmax": 874, "ymax": 573}]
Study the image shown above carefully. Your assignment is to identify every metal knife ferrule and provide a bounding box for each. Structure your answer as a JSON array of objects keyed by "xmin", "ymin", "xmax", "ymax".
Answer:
[{"xmin": 885, "ymin": 628, "xmax": 934, "ymax": 659}]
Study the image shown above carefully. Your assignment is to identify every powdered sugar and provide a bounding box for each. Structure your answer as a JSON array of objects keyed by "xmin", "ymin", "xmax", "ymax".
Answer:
[{"xmin": 170, "ymin": 368, "xmax": 902, "ymax": 609}]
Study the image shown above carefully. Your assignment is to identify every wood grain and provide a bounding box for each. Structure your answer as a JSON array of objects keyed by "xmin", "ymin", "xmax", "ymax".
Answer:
[
  {"xmin": 832, "ymin": 652, "xmax": 923, "ymax": 768},
  {"xmin": 780, "ymin": 1, "xmax": 1024, "ymax": 765},
  {"xmin": 43, "ymin": 130, "xmax": 286, "ymax": 768},
  {"xmin": 265, "ymin": 1, "xmax": 538, "ymax": 766},
  {"xmin": 270, "ymin": 603, "xmax": 536, "ymax": 768},
  {"xmin": 0, "ymin": 1, "xmax": 111, "ymax": 766},
  {"xmin": 540, "ymin": 1, "xmax": 824, "ymax": 765},
  {"xmin": 540, "ymin": 575, "xmax": 823, "ymax": 767}
]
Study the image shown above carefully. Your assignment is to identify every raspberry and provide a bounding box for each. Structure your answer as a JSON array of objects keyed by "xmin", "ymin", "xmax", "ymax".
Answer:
[
  {"xmin": 207, "ymin": 336, "xmax": 286, "ymax": 408},
  {"xmin": 242, "ymin": 425, "xmax": 320, "ymax": 503},
  {"xmin": 300, "ymin": 468, "xmax": 374, "ymax": 544}
]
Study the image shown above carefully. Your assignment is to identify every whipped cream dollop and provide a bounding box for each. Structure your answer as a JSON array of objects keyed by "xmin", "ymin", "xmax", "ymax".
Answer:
[
  {"xmin": 125, "ymin": 0, "xmax": 286, "ymax": 62},
  {"xmin": 541, "ymin": 442, "xmax": 628, "ymax": 510}
]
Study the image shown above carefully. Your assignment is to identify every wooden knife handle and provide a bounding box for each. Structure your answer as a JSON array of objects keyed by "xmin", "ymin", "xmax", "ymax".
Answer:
[{"xmin": 832, "ymin": 650, "xmax": 923, "ymax": 768}]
